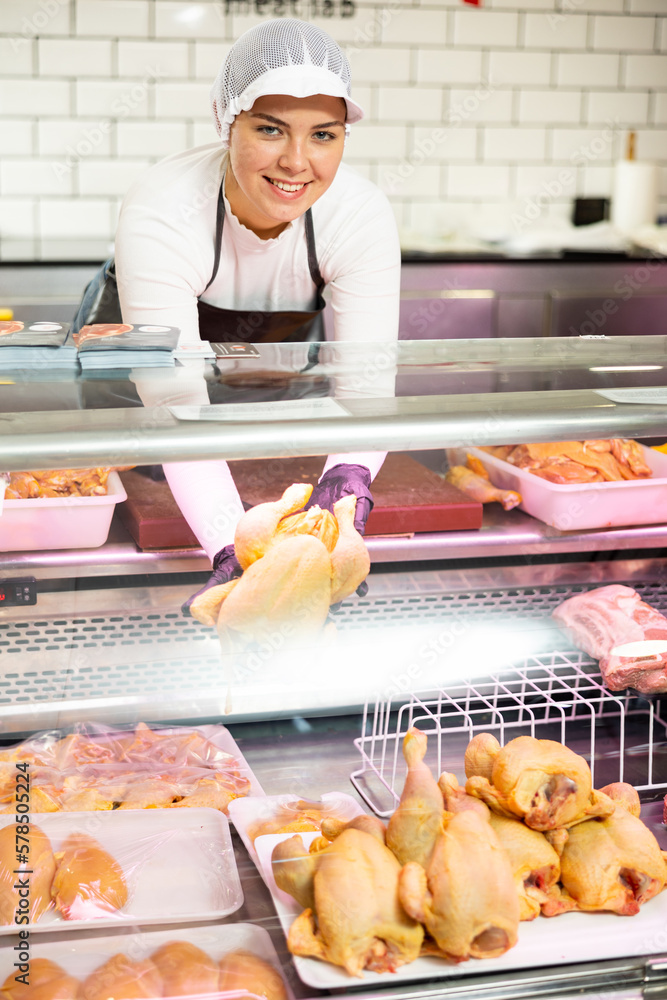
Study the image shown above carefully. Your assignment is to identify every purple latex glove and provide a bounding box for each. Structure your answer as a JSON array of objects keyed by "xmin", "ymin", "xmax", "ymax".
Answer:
[
  {"xmin": 181, "ymin": 543, "xmax": 242, "ymax": 617},
  {"xmin": 306, "ymin": 463, "xmax": 373, "ymax": 600}
]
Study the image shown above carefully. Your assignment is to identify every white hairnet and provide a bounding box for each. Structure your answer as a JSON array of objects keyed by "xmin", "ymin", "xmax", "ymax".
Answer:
[{"xmin": 210, "ymin": 18, "xmax": 364, "ymax": 148}]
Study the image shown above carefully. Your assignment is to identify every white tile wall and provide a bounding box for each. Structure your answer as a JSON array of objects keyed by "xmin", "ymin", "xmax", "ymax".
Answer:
[{"xmin": 0, "ymin": 0, "xmax": 664, "ymax": 251}]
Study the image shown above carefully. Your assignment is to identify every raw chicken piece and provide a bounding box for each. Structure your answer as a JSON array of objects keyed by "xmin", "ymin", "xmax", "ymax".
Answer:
[
  {"xmin": 329, "ymin": 495, "xmax": 371, "ymax": 603},
  {"xmin": 438, "ymin": 771, "xmax": 489, "ymax": 818},
  {"xmin": 487, "ymin": 814, "xmax": 572, "ymax": 920},
  {"xmin": 465, "ymin": 734, "xmax": 613, "ymax": 830},
  {"xmin": 553, "ymin": 585, "xmax": 667, "ymax": 694},
  {"xmin": 399, "ymin": 810, "xmax": 519, "ymax": 962},
  {"xmin": 0, "ymin": 824, "xmax": 56, "ymax": 925},
  {"xmin": 558, "ymin": 803, "xmax": 667, "ymax": 915},
  {"xmin": 6, "ymin": 975, "xmax": 83, "ymax": 999},
  {"xmin": 150, "ymin": 940, "xmax": 219, "ymax": 996},
  {"xmin": 272, "ymin": 827, "xmax": 423, "ymax": 977},
  {"xmin": 445, "ymin": 466, "xmax": 522, "ymax": 511},
  {"xmin": 274, "ymin": 505, "xmax": 339, "ymax": 551},
  {"xmin": 1, "ymin": 959, "xmax": 74, "ymax": 999},
  {"xmin": 610, "ymin": 439, "xmax": 652, "ymax": 478},
  {"xmin": 80, "ymin": 955, "xmax": 162, "ymax": 1000},
  {"xmin": 234, "ymin": 482, "xmax": 314, "ymax": 569},
  {"xmin": 218, "ymin": 950, "xmax": 288, "ymax": 1000},
  {"xmin": 116, "ymin": 778, "xmax": 180, "ymax": 809},
  {"xmin": 599, "ymin": 782, "xmax": 641, "ymax": 817},
  {"xmin": 51, "ymin": 833, "xmax": 127, "ymax": 920},
  {"xmin": 386, "ymin": 728, "xmax": 445, "ymax": 868}
]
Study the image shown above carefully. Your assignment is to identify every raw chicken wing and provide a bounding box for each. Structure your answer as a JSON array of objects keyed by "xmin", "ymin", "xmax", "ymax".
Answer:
[
  {"xmin": 150, "ymin": 940, "xmax": 219, "ymax": 996},
  {"xmin": 386, "ymin": 728, "xmax": 445, "ymax": 868},
  {"xmin": 0, "ymin": 824, "xmax": 56, "ymax": 925},
  {"xmin": 51, "ymin": 833, "xmax": 127, "ymax": 920},
  {"xmin": 218, "ymin": 950, "xmax": 288, "ymax": 1000}
]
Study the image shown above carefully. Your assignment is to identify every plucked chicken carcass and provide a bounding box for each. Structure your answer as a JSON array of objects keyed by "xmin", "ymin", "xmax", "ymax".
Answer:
[
  {"xmin": 272, "ymin": 816, "xmax": 423, "ymax": 977},
  {"xmin": 50, "ymin": 833, "xmax": 127, "ymax": 920},
  {"xmin": 386, "ymin": 727, "xmax": 445, "ymax": 868},
  {"xmin": 464, "ymin": 734, "xmax": 613, "ymax": 830},
  {"xmin": 398, "ymin": 809, "xmax": 520, "ymax": 962},
  {"xmin": 218, "ymin": 950, "xmax": 289, "ymax": 1000},
  {"xmin": 555, "ymin": 784, "xmax": 667, "ymax": 915},
  {"xmin": 0, "ymin": 823, "xmax": 56, "ymax": 925},
  {"xmin": 486, "ymin": 814, "xmax": 572, "ymax": 920},
  {"xmin": 150, "ymin": 940, "xmax": 219, "ymax": 996},
  {"xmin": 79, "ymin": 954, "xmax": 162, "ymax": 1000},
  {"xmin": 553, "ymin": 585, "xmax": 667, "ymax": 694}
]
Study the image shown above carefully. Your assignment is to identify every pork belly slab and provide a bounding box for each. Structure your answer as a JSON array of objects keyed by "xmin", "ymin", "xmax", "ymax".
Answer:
[{"xmin": 552, "ymin": 585, "xmax": 667, "ymax": 693}]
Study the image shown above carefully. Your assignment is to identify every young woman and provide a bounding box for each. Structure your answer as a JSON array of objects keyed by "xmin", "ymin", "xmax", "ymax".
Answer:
[{"xmin": 113, "ymin": 18, "xmax": 400, "ymax": 608}]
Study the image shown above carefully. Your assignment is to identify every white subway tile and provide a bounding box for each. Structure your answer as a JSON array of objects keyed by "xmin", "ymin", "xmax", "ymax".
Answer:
[
  {"xmin": 1, "ymin": 158, "xmax": 73, "ymax": 196},
  {"xmin": 351, "ymin": 84, "xmax": 372, "ymax": 117},
  {"xmin": 413, "ymin": 124, "xmax": 477, "ymax": 161},
  {"xmin": 484, "ymin": 0, "xmax": 553, "ymax": 9},
  {"xmin": 350, "ymin": 47, "xmax": 412, "ymax": 84},
  {"xmin": 524, "ymin": 12, "xmax": 588, "ymax": 50},
  {"xmin": 39, "ymin": 39, "xmax": 112, "ymax": 76},
  {"xmin": 2, "ymin": 120, "xmax": 34, "ymax": 155},
  {"xmin": 628, "ymin": 0, "xmax": 665, "ymax": 12},
  {"xmin": 344, "ymin": 124, "xmax": 407, "ymax": 159},
  {"xmin": 39, "ymin": 119, "xmax": 112, "ymax": 156},
  {"xmin": 418, "ymin": 49, "xmax": 483, "ymax": 85},
  {"xmin": 78, "ymin": 158, "xmax": 150, "ymax": 195},
  {"xmin": 0, "ymin": 79, "xmax": 71, "ymax": 116},
  {"xmin": 76, "ymin": 79, "xmax": 155, "ymax": 118},
  {"xmin": 195, "ymin": 41, "xmax": 231, "ymax": 80},
  {"xmin": 116, "ymin": 121, "xmax": 188, "ymax": 156},
  {"xmin": 625, "ymin": 54, "xmax": 667, "ymax": 88},
  {"xmin": 514, "ymin": 164, "xmax": 576, "ymax": 199},
  {"xmin": 156, "ymin": 2, "xmax": 225, "ymax": 39},
  {"xmin": 576, "ymin": 0, "xmax": 623, "ymax": 10},
  {"xmin": 448, "ymin": 86, "xmax": 512, "ymax": 124},
  {"xmin": 0, "ymin": 198, "xmax": 36, "ymax": 239},
  {"xmin": 75, "ymin": 1, "xmax": 149, "ymax": 36},
  {"xmin": 662, "ymin": 18, "xmax": 667, "ymax": 52},
  {"xmin": 379, "ymin": 162, "xmax": 441, "ymax": 198},
  {"xmin": 633, "ymin": 129, "xmax": 667, "ymax": 160},
  {"xmin": 593, "ymin": 15, "xmax": 655, "ymax": 51},
  {"xmin": 193, "ymin": 122, "xmax": 219, "ymax": 146},
  {"xmin": 654, "ymin": 92, "xmax": 667, "ymax": 124},
  {"xmin": 580, "ymin": 163, "xmax": 613, "ymax": 195},
  {"xmin": 556, "ymin": 53, "xmax": 619, "ymax": 88},
  {"xmin": 154, "ymin": 81, "xmax": 214, "ymax": 119},
  {"xmin": 587, "ymin": 90, "xmax": 649, "ymax": 125},
  {"xmin": 484, "ymin": 127, "xmax": 546, "ymax": 161},
  {"xmin": 119, "ymin": 41, "xmax": 189, "ymax": 79},
  {"xmin": 389, "ymin": 200, "xmax": 406, "ymax": 233},
  {"xmin": 0, "ymin": 36, "xmax": 33, "ymax": 75},
  {"xmin": 488, "ymin": 51, "xmax": 551, "ymax": 86},
  {"xmin": 377, "ymin": 86, "xmax": 442, "ymax": 123},
  {"xmin": 447, "ymin": 164, "xmax": 510, "ymax": 199},
  {"xmin": 347, "ymin": 163, "xmax": 375, "ymax": 183},
  {"xmin": 381, "ymin": 10, "xmax": 448, "ymax": 45},
  {"xmin": 551, "ymin": 127, "xmax": 618, "ymax": 163},
  {"xmin": 518, "ymin": 90, "xmax": 582, "ymax": 124},
  {"xmin": 39, "ymin": 198, "xmax": 112, "ymax": 238},
  {"xmin": 0, "ymin": 0, "xmax": 70, "ymax": 37},
  {"xmin": 453, "ymin": 11, "xmax": 518, "ymax": 48}
]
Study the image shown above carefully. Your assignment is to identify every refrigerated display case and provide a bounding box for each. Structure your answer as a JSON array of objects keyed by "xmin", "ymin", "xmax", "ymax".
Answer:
[{"xmin": 3, "ymin": 336, "xmax": 667, "ymax": 1000}]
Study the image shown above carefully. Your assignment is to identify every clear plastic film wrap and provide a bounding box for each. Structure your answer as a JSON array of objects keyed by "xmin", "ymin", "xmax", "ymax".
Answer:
[{"xmin": 0, "ymin": 806, "xmax": 242, "ymax": 933}]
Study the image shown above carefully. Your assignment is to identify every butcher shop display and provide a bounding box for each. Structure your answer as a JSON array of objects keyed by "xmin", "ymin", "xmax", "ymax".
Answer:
[
  {"xmin": 482, "ymin": 439, "xmax": 652, "ymax": 484},
  {"xmin": 552, "ymin": 584, "xmax": 667, "ymax": 693},
  {"xmin": 4, "ymin": 468, "xmax": 125, "ymax": 499}
]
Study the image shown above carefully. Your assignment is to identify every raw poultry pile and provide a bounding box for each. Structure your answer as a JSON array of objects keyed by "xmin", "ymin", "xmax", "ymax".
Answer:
[
  {"xmin": 271, "ymin": 729, "xmax": 667, "ymax": 978},
  {"xmin": 189, "ymin": 483, "xmax": 370, "ymax": 651},
  {"xmin": 0, "ymin": 944, "xmax": 288, "ymax": 1000},
  {"xmin": 0, "ymin": 823, "xmax": 126, "ymax": 925},
  {"xmin": 483, "ymin": 439, "xmax": 652, "ymax": 484},
  {"xmin": 0, "ymin": 723, "xmax": 251, "ymax": 814},
  {"xmin": 5, "ymin": 468, "xmax": 123, "ymax": 498}
]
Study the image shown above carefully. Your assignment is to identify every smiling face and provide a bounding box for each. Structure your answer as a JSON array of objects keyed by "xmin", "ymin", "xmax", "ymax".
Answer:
[{"xmin": 225, "ymin": 94, "xmax": 346, "ymax": 240}]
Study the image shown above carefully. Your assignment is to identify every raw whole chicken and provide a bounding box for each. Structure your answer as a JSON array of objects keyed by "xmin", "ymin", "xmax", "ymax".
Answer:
[
  {"xmin": 50, "ymin": 833, "xmax": 127, "ymax": 920},
  {"xmin": 272, "ymin": 817, "xmax": 423, "ymax": 977},
  {"xmin": 79, "ymin": 954, "xmax": 162, "ymax": 1000},
  {"xmin": 150, "ymin": 940, "xmax": 219, "ymax": 996},
  {"xmin": 464, "ymin": 734, "xmax": 614, "ymax": 830},
  {"xmin": 487, "ymin": 814, "xmax": 572, "ymax": 920},
  {"xmin": 386, "ymin": 728, "xmax": 445, "ymax": 868},
  {"xmin": 218, "ymin": 950, "xmax": 288, "ymax": 1000},
  {"xmin": 553, "ymin": 585, "xmax": 667, "ymax": 694},
  {"xmin": 0, "ymin": 823, "xmax": 56, "ymax": 925},
  {"xmin": 398, "ymin": 809, "xmax": 520, "ymax": 962}
]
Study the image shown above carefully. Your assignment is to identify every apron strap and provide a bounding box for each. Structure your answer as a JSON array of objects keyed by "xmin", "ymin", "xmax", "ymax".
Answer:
[{"xmin": 202, "ymin": 185, "xmax": 226, "ymax": 294}]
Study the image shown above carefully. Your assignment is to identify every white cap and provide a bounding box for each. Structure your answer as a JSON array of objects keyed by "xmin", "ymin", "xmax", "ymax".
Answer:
[{"xmin": 210, "ymin": 18, "xmax": 364, "ymax": 148}]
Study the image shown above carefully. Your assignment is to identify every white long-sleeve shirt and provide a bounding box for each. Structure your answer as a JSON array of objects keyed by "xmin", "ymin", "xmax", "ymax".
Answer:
[{"xmin": 115, "ymin": 146, "xmax": 400, "ymax": 558}]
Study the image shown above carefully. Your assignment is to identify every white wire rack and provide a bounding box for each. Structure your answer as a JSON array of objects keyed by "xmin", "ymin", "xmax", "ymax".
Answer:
[{"xmin": 351, "ymin": 650, "xmax": 667, "ymax": 817}]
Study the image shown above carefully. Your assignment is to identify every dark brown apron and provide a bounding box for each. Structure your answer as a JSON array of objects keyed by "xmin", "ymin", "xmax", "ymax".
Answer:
[{"xmin": 197, "ymin": 183, "xmax": 326, "ymax": 345}]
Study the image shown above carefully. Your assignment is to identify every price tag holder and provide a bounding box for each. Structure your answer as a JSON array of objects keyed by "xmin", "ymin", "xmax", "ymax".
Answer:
[
  {"xmin": 170, "ymin": 397, "xmax": 350, "ymax": 422},
  {"xmin": 595, "ymin": 387, "xmax": 667, "ymax": 405}
]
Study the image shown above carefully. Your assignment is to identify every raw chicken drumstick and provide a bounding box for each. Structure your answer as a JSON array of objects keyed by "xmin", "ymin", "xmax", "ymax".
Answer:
[{"xmin": 386, "ymin": 727, "xmax": 446, "ymax": 868}]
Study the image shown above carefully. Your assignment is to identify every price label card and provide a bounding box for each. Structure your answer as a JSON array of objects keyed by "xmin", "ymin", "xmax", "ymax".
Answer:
[
  {"xmin": 595, "ymin": 387, "xmax": 667, "ymax": 405},
  {"xmin": 170, "ymin": 397, "xmax": 350, "ymax": 422},
  {"xmin": 212, "ymin": 343, "xmax": 261, "ymax": 358}
]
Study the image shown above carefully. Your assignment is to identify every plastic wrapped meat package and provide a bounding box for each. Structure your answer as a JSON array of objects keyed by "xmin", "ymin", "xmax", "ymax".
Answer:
[
  {"xmin": 0, "ymin": 722, "xmax": 263, "ymax": 815},
  {"xmin": 0, "ymin": 807, "xmax": 242, "ymax": 933},
  {"xmin": 0, "ymin": 922, "xmax": 293, "ymax": 1000}
]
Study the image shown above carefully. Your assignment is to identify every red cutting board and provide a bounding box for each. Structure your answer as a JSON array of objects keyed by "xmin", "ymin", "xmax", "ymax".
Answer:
[{"xmin": 118, "ymin": 454, "xmax": 482, "ymax": 551}]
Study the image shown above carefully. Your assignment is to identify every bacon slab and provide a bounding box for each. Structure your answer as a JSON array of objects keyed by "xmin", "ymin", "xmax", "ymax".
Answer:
[{"xmin": 552, "ymin": 585, "xmax": 667, "ymax": 694}]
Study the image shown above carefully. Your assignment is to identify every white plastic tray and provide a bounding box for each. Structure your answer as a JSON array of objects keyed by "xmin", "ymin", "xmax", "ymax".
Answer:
[
  {"xmin": 0, "ymin": 922, "xmax": 294, "ymax": 1000},
  {"xmin": 464, "ymin": 445, "xmax": 667, "ymax": 531},
  {"xmin": 0, "ymin": 470, "xmax": 127, "ymax": 550},
  {"xmin": 255, "ymin": 819, "xmax": 667, "ymax": 990},
  {"xmin": 228, "ymin": 792, "xmax": 364, "ymax": 867},
  {"xmin": 0, "ymin": 808, "xmax": 242, "ymax": 934}
]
